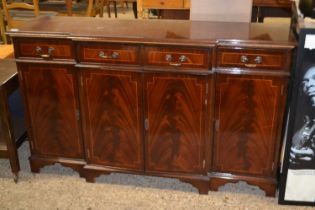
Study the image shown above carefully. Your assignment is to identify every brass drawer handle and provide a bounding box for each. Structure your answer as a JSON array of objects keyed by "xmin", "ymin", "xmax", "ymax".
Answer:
[
  {"xmin": 169, "ymin": 62, "xmax": 182, "ymax": 67},
  {"xmin": 245, "ymin": 63, "xmax": 257, "ymax": 68},
  {"xmin": 36, "ymin": 46, "xmax": 54, "ymax": 59},
  {"xmin": 99, "ymin": 51, "xmax": 120, "ymax": 59},
  {"xmin": 166, "ymin": 54, "xmax": 188, "ymax": 67},
  {"xmin": 165, "ymin": 54, "xmax": 173, "ymax": 62},
  {"xmin": 240, "ymin": 55, "xmax": 248, "ymax": 63},
  {"xmin": 179, "ymin": 55, "xmax": 187, "ymax": 63},
  {"xmin": 254, "ymin": 56, "xmax": 262, "ymax": 64}
]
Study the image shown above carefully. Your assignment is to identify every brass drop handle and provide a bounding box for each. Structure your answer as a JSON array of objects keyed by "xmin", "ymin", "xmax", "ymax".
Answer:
[
  {"xmin": 245, "ymin": 63, "xmax": 257, "ymax": 68},
  {"xmin": 240, "ymin": 55, "xmax": 249, "ymax": 63},
  {"xmin": 169, "ymin": 62, "xmax": 182, "ymax": 67},
  {"xmin": 99, "ymin": 51, "xmax": 120, "ymax": 59},
  {"xmin": 165, "ymin": 54, "xmax": 173, "ymax": 62},
  {"xmin": 179, "ymin": 55, "xmax": 187, "ymax": 63},
  {"xmin": 167, "ymin": 55, "xmax": 188, "ymax": 67},
  {"xmin": 254, "ymin": 56, "xmax": 262, "ymax": 64},
  {"xmin": 36, "ymin": 46, "xmax": 54, "ymax": 59}
]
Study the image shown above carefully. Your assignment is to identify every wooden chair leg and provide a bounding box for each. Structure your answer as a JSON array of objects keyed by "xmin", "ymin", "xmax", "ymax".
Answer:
[
  {"xmin": 0, "ymin": 11, "xmax": 8, "ymax": 44},
  {"xmin": 132, "ymin": 2, "xmax": 137, "ymax": 19},
  {"xmin": 86, "ymin": 0, "xmax": 94, "ymax": 16},
  {"xmin": 114, "ymin": 1, "xmax": 117, "ymax": 18},
  {"xmin": 99, "ymin": 0, "xmax": 105, "ymax": 17},
  {"xmin": 65, "ymin": 0, "xmax": 73, "ymax": 16},
  {"xmin": 107, "ymin": 1, "xmax": 111, "ymax": 18}
]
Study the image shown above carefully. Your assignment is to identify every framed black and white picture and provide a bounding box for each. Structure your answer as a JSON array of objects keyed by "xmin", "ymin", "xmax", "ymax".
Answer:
[{"xmin": 279, "ymin": 28, "xmax": 315, "ymax": 206}]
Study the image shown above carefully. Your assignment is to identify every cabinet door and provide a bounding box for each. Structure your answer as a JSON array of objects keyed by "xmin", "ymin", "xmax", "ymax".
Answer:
[
  {"xmin": 19, "ymin": 64, "xmax": 84, "ymax": 158},
  {"xmin": 144, "ymin": 73, "xmax": 207, "ymax": 174},
  {"xmin": 213, "ymin": 74, "xmax": 287, "ymax": 176},
  {"xmin": 80, "ymin": 69, "xmax": 143, "ymax": 170}
]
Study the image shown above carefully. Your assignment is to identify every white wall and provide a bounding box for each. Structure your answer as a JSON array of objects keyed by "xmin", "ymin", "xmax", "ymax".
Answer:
[{"xmin": 190, "ymin": 0, "xmax": 253, "ymax": 22}]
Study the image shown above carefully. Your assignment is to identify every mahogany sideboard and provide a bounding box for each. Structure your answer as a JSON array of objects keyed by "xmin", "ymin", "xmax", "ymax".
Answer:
[{"xmin": 8, "ymin": 16, "xmax": 296, "ymax": 196}]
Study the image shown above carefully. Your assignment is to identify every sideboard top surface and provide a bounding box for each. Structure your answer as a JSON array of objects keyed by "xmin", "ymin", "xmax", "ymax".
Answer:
[{"xmin": 7, "ymin": 16, "xmax": 296, "ymax": 47}]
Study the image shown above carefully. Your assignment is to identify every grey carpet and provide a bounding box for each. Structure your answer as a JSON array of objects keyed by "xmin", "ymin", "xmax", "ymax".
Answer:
[{"xmin": 0, "ymin": 142, "xmax": 312, "ymax": 210}]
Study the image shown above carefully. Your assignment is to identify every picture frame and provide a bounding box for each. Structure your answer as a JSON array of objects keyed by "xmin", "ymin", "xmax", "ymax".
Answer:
[{"xmin": 279, "ymin": 28, "xmax": 315, "ymax": 206}]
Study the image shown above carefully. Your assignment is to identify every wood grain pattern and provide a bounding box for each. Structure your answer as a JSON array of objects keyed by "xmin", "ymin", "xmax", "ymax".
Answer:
[
  {"xmin": 19, "ymin": 64, "xmax": 84, "ymax": 158},
  {"xmin": 80, "ymin": 69, "xmax": 143, "ymax": 170},
  {"xmin": 217, "ymin": 47, "xmax": 290, "ymax": 71},
  {"xmin": 145, "ymin": 73, "xmax": 207, "ymax": 174},
  {"xmin": 213, "ymin": 74, "xmax": 287, "ymax": 176},
  {"xmin": 15, "ymin": 39, "xmax": 73, "ymax": 59},
  {"xmin": 78, "ymin": 43, "xmax": 139, "ymax": 65},
  {"xmin": 145, "ymin": 46, "xmax": 209, "ymax": 69}
]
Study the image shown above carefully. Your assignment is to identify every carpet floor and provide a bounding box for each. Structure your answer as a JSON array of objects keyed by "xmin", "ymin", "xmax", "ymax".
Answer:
[{"xmin": 0, "ymin": 142, "xmax": 313, "ymax": 210}]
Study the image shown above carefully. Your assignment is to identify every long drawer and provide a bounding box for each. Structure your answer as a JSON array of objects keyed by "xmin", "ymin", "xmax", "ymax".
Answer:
[
  {"xmin": 142, "ymin": 0, "xmax": 184, "ymax": 8},
  {"xmin": 77, "ymin": 43, "xmax": 139, "ymax": 65},
  {"xmin": 14, "ymin": 38, "xmax": 73, "ymax": 60},
  {"xmin": 216, "ymin": 47, "xmax": 291, "ymax": 71},
  {"xmin": 144, "ymin": 46, "xmax": 211, "ymax": 70}
]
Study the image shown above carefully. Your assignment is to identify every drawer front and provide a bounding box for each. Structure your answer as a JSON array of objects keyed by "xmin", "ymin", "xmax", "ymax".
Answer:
[
  {"xmin": 253, "ymin": 0, "xmax": 291, "ymax": 7},
  {"xmin": 15, "ymin": 39, "xmax": 73, "ymax": 60},
  {"xmin": 143, "ymin": 0, "xmax": 184, "ymax": 8},
  {"xmin": 217, "ymin": 48, "xmax": 290, "ymax": 71},
  {"xmin": 78, "ymin": 43, "xmax": 139, "ymax": 65},
  {"xmin": 145, "ymin": 46, "xmax": 210, "ymax": 70}
]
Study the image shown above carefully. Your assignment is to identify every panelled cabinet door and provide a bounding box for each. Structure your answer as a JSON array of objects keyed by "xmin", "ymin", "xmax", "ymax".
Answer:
[
  {"xmin": 18, "ymin": 64, "xmax": 84, "ymax": 158},
  {"xmin": 144, "ymin": 73, "xmax": 207, "ymax": 174},
  {"xmin": 80, "ymin": 69, "xmax": 143, "ymax": 170},
  {"xmin": 213, "ymin": 74, "xmax": 287, "ymax": 176}
]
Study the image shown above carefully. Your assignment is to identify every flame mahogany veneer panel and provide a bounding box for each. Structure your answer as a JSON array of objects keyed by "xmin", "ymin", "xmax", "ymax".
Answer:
[
  {"xmin": 213, "ymin": 74, "xmax": 287, "ymax": 176},
  {"xmin": 19, "ymin": 64, "xmax": 84, "ymax": 158},
  {"xmin": 80, "ymin": 69, "xmax": 144, "ymax": 170},
  {"xmin": 144, "ymin": 73, "xmax": 207, "ymax": 174}
]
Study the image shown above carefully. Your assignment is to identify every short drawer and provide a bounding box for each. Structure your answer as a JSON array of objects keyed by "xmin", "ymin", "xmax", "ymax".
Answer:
[
  {"xmin": 217, "ymin": 48, "xmax": 290, "ymax": 71},
  {"xmin": 14, "ymin": 39, "xmax": 73, "ymax": 60},
  {"xmin": 143, "ymin": 0, "xmax": 184, "ymax": 8},
  {"xmin": 78, "ymin": 43, "xmax": 139, "ymax": 65},
  {"xmin": 144, "ymin": 46, "xmax": 210, "ymax": 70}
]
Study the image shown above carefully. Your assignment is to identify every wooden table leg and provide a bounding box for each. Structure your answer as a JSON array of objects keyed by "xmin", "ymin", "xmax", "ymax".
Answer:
[
  {"xmin": 0, "ymin": 84, "xmax": 20, "ymax": 181},
  {"xmin": 65, "ymin": 0, "xmax": 73, "ymax": 16}
]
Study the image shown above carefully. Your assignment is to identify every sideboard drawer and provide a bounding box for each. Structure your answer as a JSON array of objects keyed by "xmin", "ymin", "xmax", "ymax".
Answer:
[
  {"xmin": 142, "ymin": 0, "xmax": 184, "ymax": 8},
  {"xmin": 78, "ymin": 43, "xmax": 139, "ymax": 65},
  {"xmin": 217, "ymin": 48, "xmax": 290, "ymax": 71},
  {"xmin": 144, "ymin": 46, "xmax": 210, "ymax": 70},
  {"xmin": 15, "ymin": 39, "xmax": 73, "ymax": 60}
]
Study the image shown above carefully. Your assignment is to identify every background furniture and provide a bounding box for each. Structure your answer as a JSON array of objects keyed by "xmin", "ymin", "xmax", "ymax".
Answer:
[
  {"xmin": 252, "ymin": 0, "xmax": 293, "ymax": 22},
  {"xmin": 0, "ymin": 59, "xmax": 27, "ymax": 182},
  {"xmin": 108, "ymin": 0, "xmax": 137, "ymax": 18},
  {"xmin": 8, "ymin": 16, "xmax": 295, "ymax": 196},
  {"xmin": 141, "ymin": 0, "xmax": 190, "ymax": 19},
  {"xmin": 1, "ymin": 0, "xmax": 40, "ymax": 29},
  {"xmin": 1, "ymin": 0, "xmax": 57, "ymax": 43},
  {"xmin": 190, "ymin": 0, "xmax": 252, "ymax": 22},
  {"xmin": 0, "ymin": 9, "xmax": 7, "ymax": 44}
]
